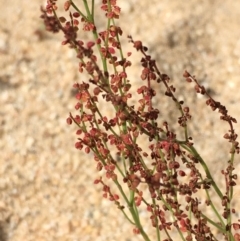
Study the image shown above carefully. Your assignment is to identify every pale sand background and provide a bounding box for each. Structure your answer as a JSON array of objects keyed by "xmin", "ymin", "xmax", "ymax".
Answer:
[{"xmin": 0, "ymin": 0, "xmax": 240, "ymax": 240}]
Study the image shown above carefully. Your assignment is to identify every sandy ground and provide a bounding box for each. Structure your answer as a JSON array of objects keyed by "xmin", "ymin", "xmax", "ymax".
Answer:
[{"xmin": 0, "ymin": 0, "xmax": 240, "ymax": 240}]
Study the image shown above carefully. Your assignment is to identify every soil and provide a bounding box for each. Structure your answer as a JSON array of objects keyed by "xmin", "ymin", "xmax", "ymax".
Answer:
[{"xmin": 0, "ymin": 0, "xmax": 240, "ymax": 241}]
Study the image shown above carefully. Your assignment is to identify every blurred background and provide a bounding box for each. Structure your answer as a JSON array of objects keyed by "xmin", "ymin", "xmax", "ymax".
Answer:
[{"xmin": 0, "ymin": 0, "xmax": 240, "ymax": 240}]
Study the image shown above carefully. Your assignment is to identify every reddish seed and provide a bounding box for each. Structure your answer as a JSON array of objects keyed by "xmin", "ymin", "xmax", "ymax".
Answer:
[
  {"xmin": 76, "ymin": 129, "xmax": 82, "ymax": 135},
  {"xmin": 147, "ymin": 205, "xmax": 153, "ymax": 212},
  {"xmin": 232, "ymin": 118, "xmax": 237, "ymax": 123},
  {"xmin": 73, "ymin": 83, "xmax": 79, "ymax": 88},
  {"xmin": 179, "ymin": 170, "xmax": 186, "ymax": 176},
  {"xmin": 133, "ymin": 41, "xmax": 142, "ymax": 51},
  {"xmin": 108, "ymin": 47, "xmax": 115, "ymax": 54},
  {"xmin": 73, "ymin": 19, "xmax": 79, "ymax": 26},
  {"xmin": 87, "ymin": 41, "xmax": 95, "ymax": 48},
  {"xmin": 66, "ymin": 117, "xmax": 72, "ymax": 125},
  {"xmin": 194, "ymin": 85, "xmax": 200, "ymax": 93},
  {"xmin": 75, "ymin": 142, "xmax": 82, "ymax": 149},
  {"xmin": 93, "ymin": 87, "xmax": 101, "ymax": 95},
  {"xmin": 229, "ymin": 180, "xmax": 236, "ymax": 186},
  {"xmin": 233, "ymin": 223, "xmax": 240, "ymax": 231},
  {"xmin": 85, "ymin": 146, "xmax": 90, "ymax": 153},
  {"xmin": 59, "ymin": 16, "xmax": 66, "ymax": 23},
  {"xmin": 222, "ymin": 211, "xmax": 228, "ymax": 219},
  {"xmin": 133, "ymin": 227, "xmax": 140, "ymax": 234},
  {"xmin": 96, "ymin": 38, "xmax": 101, "ymax": 44},
  {"xmin": 75, "ymin": 115, "xmax": 81, "ymax": 123},
  {"xmin": 174, "ymin": 161, "xmax": 180, "ymax": 169},
  {"xmin": 234, "ymin": 233, "xmax": 240, "ymax": 241},
  {"xmin": 232, "ymin": 174, "xmax": 238, "ymax": 179},
  {"xmin": 77, "ymin": 40, "xmax": 84, "ymax": 46},
  {"xmin": 143, "ymin": 152, "xmax": 148, "ymax": 157},
  {"xmin": 119, "ymin": 71, "xmax": 127, "ymax": 78},
  {"xmin": 94, "ymin": 179, "xmax": 100, "ymax": 184},
  {"xmin": 75, "ymin": 102, "xmax": 81, "ymax": 110},
  {"xmin": 75, "ymin": 93, "xmax": 81, "ymax": 100},
  {"xmin": 113, "ymin": 194, "xmax": 119, "ymax": 200},
  {"xmin": 183, "ymin": 70, "xmax": 190, "ymax": 78},
  {"xmin": 96, "ymin": 162, "xmax": 103, "ymax": 171},
  {"xmin": 73, "ymin": 12, "xmax": 80, "ymax": 18},
  {"xmin": 64, "ymin": 1, "xmax": 71, "ymax": 11},
  {"xmin": 61, "ymin": 40, "xmax": 68, "ymax": 45},
  {"xmin": 223, "ymin": 133, "xmax": 230, "ymax": 139},
  {"xmin": 103, "ymin": 193, "xmax": 107, "ymax": 198}
]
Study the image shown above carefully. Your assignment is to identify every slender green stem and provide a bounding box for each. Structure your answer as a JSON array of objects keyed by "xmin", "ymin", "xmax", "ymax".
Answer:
[
  {"xmin": 200, "ymin": 213, "xmax": 225, "ymax": 233},
  {"xmin": 183, "ymin": 144, "xmax": 223, "ymax": 199},
  {"xmin": 152, "ymin": 198, "xmax": 161, "ymax": 241},
  {"xmin": 181, "ymin": 144, "xmax": 225, "ymax": 226}
]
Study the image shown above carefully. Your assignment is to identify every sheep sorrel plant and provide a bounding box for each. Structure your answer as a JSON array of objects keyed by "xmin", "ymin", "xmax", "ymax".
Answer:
[{"xmin": 41, "ymin": 1, "xmax": 240, "ymax": 240}]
